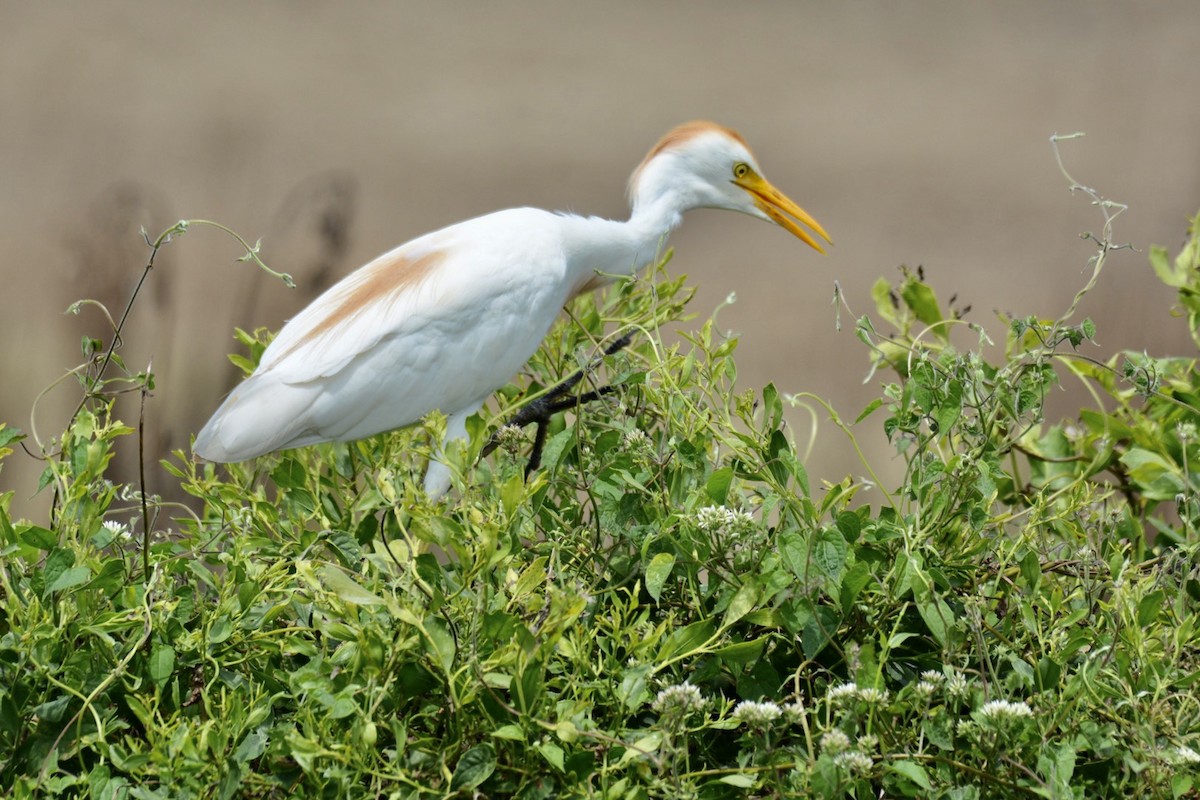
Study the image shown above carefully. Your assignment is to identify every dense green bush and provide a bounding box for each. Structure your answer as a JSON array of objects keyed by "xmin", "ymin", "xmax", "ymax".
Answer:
[{"xmin": 1, "ymin": 193, "xmax": 1198, "ymax": 796}]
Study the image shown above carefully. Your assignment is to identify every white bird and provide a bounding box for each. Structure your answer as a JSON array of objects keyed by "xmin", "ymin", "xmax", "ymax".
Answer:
[{"xmin": 194, "ymin": 121, "xmax": 830, "ymax": 496}]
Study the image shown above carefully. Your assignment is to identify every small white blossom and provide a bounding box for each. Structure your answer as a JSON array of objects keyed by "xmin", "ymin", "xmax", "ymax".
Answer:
[
  {"xmin": 783, "ymin": 699, "xmax": 806, "ymax": 723},
  {"xmin": 833, "ymin": 751, "xmax": 873, "ymax": 774},
  {"xmin": 820, "ymin": 729, "xmax": 851, "ymax": 754},
  {"xmin": 914, "ymin": 680, "xmax": 938, "ymax": 698},
  {"xmin": 919, "ymin": 670, "xmax": 944, "ymax": 684},
  {"xmin": 977, "ymin": 699, "xmax": 1033, "ymax": 720},
  {"xmin": 693, "ymin": 505, "xmax": 755, "ymax": 536},
  {"xmin": 101, "ymin": 519, "xmax": 131, "ymax": 541},
  {"xmin": 827, "ymin": 682, "xmax": 859, "ymax": 703},
  {"xmin": 621, "ymin": 428, "xmax": 652, "ymax": 453},
  {"xmin": 731, "ymin": 700, "xmax": 783, "ymax": 727},
  {"xmin": 652, "ymin": 682, "xmax": 705, "ymax": 715},
  {"xmin": 856, "ymin": 734, "xmax": 878, "ymax": 752},
  {"xmin": 856, "ymin": 687, "xmax": 889, "ymax": 704},
  {"xmin": 492, "ymin": 424, "xmax": 526, "ymax": 454},
  {"xmin": 945, "ymin": 672, "xmax": 969, "ymax": 698}
]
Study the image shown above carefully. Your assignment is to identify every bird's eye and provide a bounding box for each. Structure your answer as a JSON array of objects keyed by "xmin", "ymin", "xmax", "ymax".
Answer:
[{"xmin": 733, "ymin": 163, "xmax": 750, "ymax": 179}]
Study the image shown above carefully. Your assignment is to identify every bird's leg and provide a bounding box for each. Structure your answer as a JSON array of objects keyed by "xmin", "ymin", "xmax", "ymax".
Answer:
[{"xmin": 484, "ymin": 332, "xmax": 635, "ymax": 474}]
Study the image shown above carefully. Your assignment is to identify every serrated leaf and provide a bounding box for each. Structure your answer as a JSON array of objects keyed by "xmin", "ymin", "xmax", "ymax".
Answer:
[{"xmin": 812, "ymin": 529, "xmax": 846, "ymax": 583}]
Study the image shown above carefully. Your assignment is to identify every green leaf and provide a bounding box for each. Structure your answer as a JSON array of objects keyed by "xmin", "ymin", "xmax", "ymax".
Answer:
[
  {"xmin": 424, "ymin": 618, "xmax": 456, "ymax": 673},
  {"xmin": 20, "ymin": 524, "xmax": 57, "ymax": 550},
  {"xmin": 765, "ymin": 429, "xmax": 792, "ymax": 486},
  {"xmin": 812, "ymin": 528, "xmax": 847, "ymax": 583},
  {"xmin": 47, "ymin": 565, "xmax": 91, "ymax": 594},
  {"xmin": 234, "ymin": 728, "xmax": 268, "ymax": 765},
  {"xmin": 148, "ymin": 645, "xmax": 175, "ymax": 687},
  {"xmin": 318, "ymin": 565, "xmax": 385, "ymax": 606},
  {"xmin": 917, "ymin": 595, "xmax": 956, "ymax": 648},
  {"xmin": 762, "ymin": 382, "xmax": 783, "ymax": 430},
  {"xmin": 1150, "ymin": 244, "xmax": 1182, "ymax": 287},
  {"xmin": 644, "ymin": 552, "xmax": 675, "ymax": 602},
  {"xmin": 1137, "ymin": 590, "xmax": 1165, "ymax": 627},
  {"xmin": 491, "ymin": 724, "xmax": 525, "ymax": 741},
  {"xmin": 538, "ymin": 741, "xmax": 565, "ymax": 772},
  {"xmin": 658, "ymin": 619, "xmax": 715, "ymax": 662},
  {"xmin": 1120, "ymin": 448, "xmax": 1186, "ymax": 500},
  {"xmin": 778, "ymin": 530, "xmax": 809, "ymax": 580},
  {"xmin": 705, "ymin": 467, "xmax": 733, "ymax": 504},
  {"xmin": 801, "ymin": 606, "xmax": 840, "ymax": 659},
  {"xmin": 889, "ymin": 760, "xmax": 932, "ymax": 790},
  {"xmin": 718, "ymin": 774, "xmax": 757, "ymax": 788},
  {"xmin": 450, "ymin": 744, "xmax": 496, "ymax": 791},
  {"xmin": 617, "ymin": 732, "xmax": 662, "ymax": 765},
  {"xmin": 854, "ymin": 398, "xmax": 884, "ymax": 424},
  {"xmin": 209, "ymin": 617, "xmax": 233, "ymax": 644},
  {"xmin": 0, "ymin": 425, "xmax": 22, "ymax": 452},
  {"xmin": 900, "ymin": 277, "xmax": 947, "ymax": 341},
  {"xmin": 723, "ymin": 581, "xmax": 760, "ymax": 627}
]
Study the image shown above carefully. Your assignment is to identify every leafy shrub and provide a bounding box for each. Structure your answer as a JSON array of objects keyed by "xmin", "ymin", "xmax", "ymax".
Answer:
[{"xmin": 1, "ymin": 169, "xmax": 1198, "ymax": 798}]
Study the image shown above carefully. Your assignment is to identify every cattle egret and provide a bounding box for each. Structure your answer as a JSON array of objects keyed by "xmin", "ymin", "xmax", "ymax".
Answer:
[{"xmin": 194, "ymin": 121, "xmax": 831, "ymax": 496}]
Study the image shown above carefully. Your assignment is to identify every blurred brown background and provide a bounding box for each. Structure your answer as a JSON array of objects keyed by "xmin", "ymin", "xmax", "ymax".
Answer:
[{"xmin": 3, "ymin": 2, "xmax": 1199, "ymax": 518}]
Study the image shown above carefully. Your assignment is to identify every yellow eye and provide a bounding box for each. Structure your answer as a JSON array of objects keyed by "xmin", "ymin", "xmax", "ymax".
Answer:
[{"xmin": 733, "ymin": 163, "xmax": 750, "ymax": 179}]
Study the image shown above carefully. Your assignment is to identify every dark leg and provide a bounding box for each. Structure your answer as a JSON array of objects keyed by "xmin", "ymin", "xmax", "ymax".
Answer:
[{"xmin": 483, "ymin": 332, "xmax": 635, "ymax": 474}]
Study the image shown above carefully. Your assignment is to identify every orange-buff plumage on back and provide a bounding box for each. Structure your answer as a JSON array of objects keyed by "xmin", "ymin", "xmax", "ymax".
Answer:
[{"xmin": 194, "ymin": 121, "xmax": 831, "ymax": 496}]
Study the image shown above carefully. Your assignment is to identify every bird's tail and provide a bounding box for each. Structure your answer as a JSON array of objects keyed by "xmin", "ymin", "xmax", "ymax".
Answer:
[{"xmin": 193, "ymin": 374, "xmax": 321, "ymax": 462}]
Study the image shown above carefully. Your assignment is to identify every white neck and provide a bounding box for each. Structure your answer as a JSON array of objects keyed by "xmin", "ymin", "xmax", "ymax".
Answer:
[{"xmin": 562, "ymin": 192, "xmax": 686, "ymax": 295}]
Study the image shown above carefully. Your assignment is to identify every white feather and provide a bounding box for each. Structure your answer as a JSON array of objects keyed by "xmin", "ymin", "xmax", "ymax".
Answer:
[{"xmin": 194, "ymin": 121, "xmax": 829, "ymax": 496}]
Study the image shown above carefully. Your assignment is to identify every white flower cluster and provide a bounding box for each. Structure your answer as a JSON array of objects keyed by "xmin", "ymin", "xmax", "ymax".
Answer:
[
  {"xmin": 833, "ymin": 751, "xmax": 873, "ymax": 774},
  {"xmin": 782, "ymin": 699, "xmax": 806, "ymax": 723},
  {"xmin": 492, "ymin": 424, "xmax": 527, "ymax": 454},
  {"xmin": 652, "ymin": 682, "xmax": 706, "ymax": 715},
  {"xmin": 101, "ymin": 519, "xmax": 130, "ymax": 540},
  {"xmin": 822, "ymin": 728, "xmax": 873, "ymax": 773},
  {"xmin": 945, "ymin": 671, "xmax": 969, "ymax": 699},
  {"xmin": 820, "ymin": 728, "xmax": 851, "ymax": 754},
  {"xmin": 621, "ymin": 428, "xmax": 653, "ymax": 456},
  {"xmin": 731, "ymin": 700, "xmax": 782, "ymax": 727},
  {"xmin": 693, "ymin": 505, "xmax": 755, "ymax": 536},
  {"xmin": 827, "ymin": 682, "xmax": 859, "ymax": 702},
  {"xmin": 977, "ymin": 699, "xmax": 1033, "ymax": 720},
  {"xmin": 826, "ymin": 682, "xmax": 889, "ymax": 704},
  {"xmin": 913, "ymin": 671, "xmax": 943, "ymax": 697}
]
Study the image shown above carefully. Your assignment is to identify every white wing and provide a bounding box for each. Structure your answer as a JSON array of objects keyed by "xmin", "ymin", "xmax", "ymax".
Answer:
[{"xmin": 194, "ymin": 208, "xmax": 574, "ymax": 462}]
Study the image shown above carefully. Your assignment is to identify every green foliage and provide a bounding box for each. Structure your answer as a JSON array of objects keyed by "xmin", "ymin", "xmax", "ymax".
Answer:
[{"xmin": 2, "ymin": 207, "xmax": 1200, "ymax": 798}]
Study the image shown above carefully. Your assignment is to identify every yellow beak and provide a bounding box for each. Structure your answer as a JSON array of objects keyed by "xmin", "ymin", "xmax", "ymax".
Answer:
[{"xmin": 734, "ymin": 173, "xmax": 832, "ymax": 253}]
